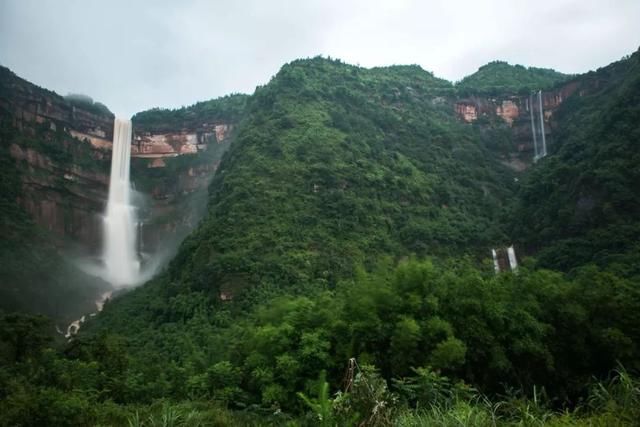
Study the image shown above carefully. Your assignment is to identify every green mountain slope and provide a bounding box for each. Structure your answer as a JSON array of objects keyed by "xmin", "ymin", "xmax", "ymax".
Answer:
[
  {"xmin": 132, "ymin": 93, "xmax": 249, "ymax": 132},
  {"xmin": 511, "ymin": 50, "xmax": 640, "ymax": 272},
  {"xmin": 161, "ymin": 57, "xmax": 515, "ymax": 298},
  {"xmin": 457, "ymin": 60, "xmax": 569, "ymax": 94},
  {"xmin": 83, "ymin": 55, "xmax": 640, "ymax": 407}
]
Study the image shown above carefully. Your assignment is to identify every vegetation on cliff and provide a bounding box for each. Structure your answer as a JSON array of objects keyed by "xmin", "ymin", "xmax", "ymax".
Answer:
[
  {"xmin": 511, "ymin": 49, "xmax": 640, "ymax": 273},
  {"xmin": 132, "ymin": 94, "xmax": 249, "ymax": 133},
  {"xmin": 64, "ymin": 93, "xmax": 113, "ymax": 117},
  {"xmin": 0, "ymin": 108, "xmax": 110, "ymax": 324},
  {"xmin": 163, "ymin": 56, "xmax": 515, "ymax": 298},
  {"xmin": 457, "ymin": 60, "xmax": 569, "ymax": 95}
]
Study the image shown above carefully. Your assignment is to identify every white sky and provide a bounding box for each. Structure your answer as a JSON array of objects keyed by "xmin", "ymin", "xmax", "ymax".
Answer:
[{"xmin": 1, "ymin": 0, "xmax": 639, "ymax": 117}]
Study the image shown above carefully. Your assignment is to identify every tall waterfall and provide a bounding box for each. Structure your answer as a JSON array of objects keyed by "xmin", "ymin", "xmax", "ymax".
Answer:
[
  {"xmin": 103, "ymin": 118, "xmax": 140, "ymax": 286},
  {"xmin": 530, "ymin": 90, "xmax": 547, "ymax": 162}
]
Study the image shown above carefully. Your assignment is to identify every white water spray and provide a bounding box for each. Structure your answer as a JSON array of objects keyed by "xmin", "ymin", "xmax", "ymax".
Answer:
[{"xmin": 103, "ymin": 118, "xmax": 140, "ymax": 286}]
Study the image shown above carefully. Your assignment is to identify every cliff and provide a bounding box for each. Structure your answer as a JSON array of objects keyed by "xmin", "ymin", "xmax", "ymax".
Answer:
[
  {"xmin": 129, "ymin": 121, "xmax": 237, "ymax": 254},
  {"xmin": 0, "ymin": 65, "xmax": 243, "ymax": 322},
  {"xmin": 0, "ymin": 66, "xmax": 113, "ymax": 251},
  {"xmin": 452, "ymin": 79, "xmax": 589, "ymax": 170},
  {"xmin": 0, "ymin": 65, "xmax": 243, "ymax": 256}
]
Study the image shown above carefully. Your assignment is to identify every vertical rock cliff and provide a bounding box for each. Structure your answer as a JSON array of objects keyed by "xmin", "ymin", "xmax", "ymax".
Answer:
[{"xmin": 0, "ymin": 65, "xmax": 245, "ymax": 321}]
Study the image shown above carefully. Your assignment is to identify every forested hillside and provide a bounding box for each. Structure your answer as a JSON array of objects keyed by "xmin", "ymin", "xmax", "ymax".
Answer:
[
  {"xmin": 511, "ymin": 50, "xmax": 640, "ymax": 272},
  {"xmin": 457, "ymin": 60, "xmax": 569, "ymax": 94},
  {"xmin": 132, "ymin": 94, "xmax": 249, "ymax": 133},
  {"xmin": 163, "ymin": 57, "xmax": 516, "ymax": 299},
  {"xmin": 1, "ymin": 51, "xmax": 640, "ymax": 426}
]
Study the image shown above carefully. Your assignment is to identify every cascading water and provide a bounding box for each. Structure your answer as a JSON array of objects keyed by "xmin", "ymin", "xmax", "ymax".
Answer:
[
  {"xmin": 103, "ymin": 118, "xmax": 140, "ymax": 286},
  {"xmin": 63, "ymin": 119, "xmax": 147, "ymax": 338}
]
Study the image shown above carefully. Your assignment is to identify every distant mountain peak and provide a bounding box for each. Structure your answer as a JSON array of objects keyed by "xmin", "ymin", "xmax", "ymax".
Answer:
[{"xmin": 457, "ymin": 60, "xmax": 569, "ymax": 94}]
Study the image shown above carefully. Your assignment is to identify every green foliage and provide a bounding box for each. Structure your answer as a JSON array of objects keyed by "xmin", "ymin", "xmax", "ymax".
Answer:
[
  {"xmin": 132, "ymin": 94, "xmax": 248, "ymax": 133},
  {"xmin": 72, "ymin": 256, "xmax": 640, "ymax": 423},
  {"xmin": 332, "ymin": 364, "xmax": 396, "ymax": 426},
  {"xmin": 0, "ymin": 313, "xmax": 52, "ymax": 364},
  {"xmin": 393, "ymin": 367, "xmax": 475, "ymax": 410},
  {"xmin": 297, "ymin": 371, "xmax": 337, "ymax": 427},
  {"xmin": 395, "ymin": 368, "xmax": 640, "ymax": 426},
  {"xmin": 511, "ymin": 51, "xmax": 640, "ymax": 272},
  {"xmin": 457, "ymin": 60, "xmax": 569, "ymax": 95},
  {"xmin": 161, "ymin": 56, "xmax": 515, "ymax": 300},
  {"xmin": 64, "ymin": 93, "xmax": 113, "ymax": 117}
]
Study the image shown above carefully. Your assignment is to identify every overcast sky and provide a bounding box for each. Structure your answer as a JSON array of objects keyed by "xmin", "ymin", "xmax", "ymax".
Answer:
[{"xmin": 1, "ymin": 0, "xmax": 639, "ymax": 117}]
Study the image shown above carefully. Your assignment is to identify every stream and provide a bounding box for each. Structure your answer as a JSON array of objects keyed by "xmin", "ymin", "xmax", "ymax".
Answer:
[{"xmin": 61, "ymin": 290, "xmax": 113, "ymax": 338}]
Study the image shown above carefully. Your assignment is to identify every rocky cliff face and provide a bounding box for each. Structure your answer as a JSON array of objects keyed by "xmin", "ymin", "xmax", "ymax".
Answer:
[
  {"xmin": 0, "ymin": 65, "xmax": 236, "ymax": 258},
  {"xmin": 0, "ymin": 66, "xmax": 113, "ymax": 251},
  {"xmin": 9, "ymin": 143, "xmax": 108, "ymax": 248},
  {"xmin": 132, "ymin": 124, "xmax": 232, "ymax": 159},
  {"xmin": 452, "ymin": 79, "xmax": 586, "ymax": 169},
  {"xmin": 453, "ymin": 81, "xmax": 582, "ymax": 125},
  {"xmin": 129, "ymin": 122, "xmax": 235, "ymax": 255}
]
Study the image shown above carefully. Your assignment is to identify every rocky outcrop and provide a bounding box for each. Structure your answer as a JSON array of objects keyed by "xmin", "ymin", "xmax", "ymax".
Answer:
[
  {"xmin": 455, "ymin": 96, "xmax": 526, "ymax": 125},
  {"xmin": 132, "ymin": 124, "xmax": 233, "ymax": 161},
  {"xmin": 132, "ymin": 130, "xmax": 233, "ymax": 254},
  {"xmin": 1, "ymin": 67, "xmax": 112, "ymax": 251},
  {"xmin": 69, "ymin": 130, "xmax": 112, "ymax": 152},
  {"xmin": 133, "ymin": 132, "xmax": 196, "ymax": 157},
  {"xmin": 540, "ymin": 81, "xmax": 580, "ymax": 109},
  {"xmin": 454, "ymin": 102, "xmax": 478, "ymax": 122},
  {"xmin": 453, "ymin": 78, "xmax": 588, "ymax": 126},
  {"xmin": 452, "ymin": 78, "xmax": 591, "ymax": 169},
  {"xmin": 0, "ymin": 67, "xmax": 113, "ymax": 142},
  {"xmin": 496, "ymin": 100, "xmax": 519, "ymax": 125}
]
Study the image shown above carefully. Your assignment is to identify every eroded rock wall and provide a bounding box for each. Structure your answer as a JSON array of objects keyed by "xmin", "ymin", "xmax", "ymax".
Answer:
[
  {"xmin": 1, "ymin": 66, "xmax": 236, "ymax": 258},
  {"xmin": 452, "ymin": 78, "xmax": 588, "ymax": 170}
]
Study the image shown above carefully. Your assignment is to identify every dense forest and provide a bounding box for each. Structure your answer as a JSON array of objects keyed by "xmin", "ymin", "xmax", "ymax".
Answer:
[
  {"xmin": 1, "ymin": 50, "xmax": 639, "ymax": 426},
  {"xmin": 511, "ymin": 54, "xmax": 640, "ymax": 273},
  {"xmin": 456, "ymin": 61, "xmax": 569, "ymax": 95}
]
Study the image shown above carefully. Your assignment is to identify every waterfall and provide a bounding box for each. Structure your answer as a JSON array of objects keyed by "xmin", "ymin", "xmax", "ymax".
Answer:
[
  {"xmin": 507, "ymin": 246, "xmax": 518, "ymax": 271},
  {"xmin": 537, "ymin": 90, "xmax": 547, "ymax": 158},
  {"xmin": 491, "ymin": 249, "xmax": 500, "ymax": 273},
  {"xmin": 103, "ymin": 118, "xmax": 140, "ymax": 286},
  {"xmin": 529, "ymin": 93, "xmax": 538, "ymax": 159},
  {"xmin": 531, "ymin": 90, "xmax": 547, "ymax": 162}
]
